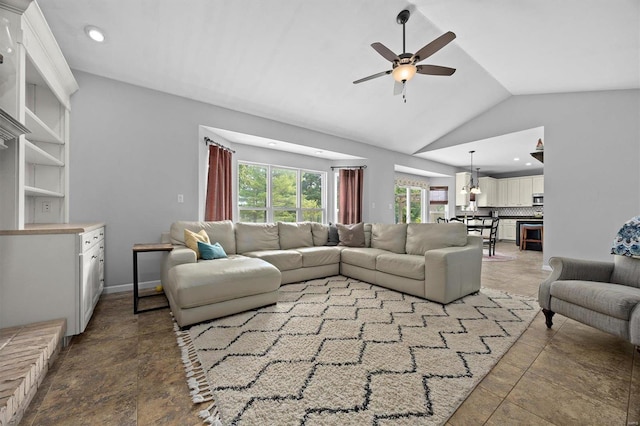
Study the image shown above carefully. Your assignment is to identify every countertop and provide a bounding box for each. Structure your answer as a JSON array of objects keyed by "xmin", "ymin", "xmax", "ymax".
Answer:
[{"xmin": 0, "ymin": 223, "xmax": 105, "ymax": 236}]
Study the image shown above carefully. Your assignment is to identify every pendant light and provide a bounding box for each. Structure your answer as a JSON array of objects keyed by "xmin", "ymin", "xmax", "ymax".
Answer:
[{"xmin": 460, "ymin": 150, "xmax": 481, "ymax": 195}]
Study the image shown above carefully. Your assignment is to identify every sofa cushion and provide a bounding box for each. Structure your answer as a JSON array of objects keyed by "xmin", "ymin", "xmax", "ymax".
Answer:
[
  {"xmin": 337, "ymin": 222, "xmax": 366, "ymax": 247},
  {"xmin": 551, "ymin": 280, "xmax": 640, "ymax": 320},
  {"xmin": 311, "ymin": 222, "xmax": 329, "ymax": 246},
  {"xmin": 184, "ymin": 229, "xmax": 210, "ymax": 258},
  {"xmin": 235, "ymin": 222, "xmax": 280, "ymax": 253},
  {"xmin": 341, "ymin": 247, "xmax": 389, "ymax": 270},
  {"xmin": 279, "ymin": 222, "xmax": 313, "ymax": 249},
  {"xmin": 371, "ymin": 223, "xmax": 407, "ymax": 254},
  {"xmin": 611, "ymin": 255, "xmax": 640, "ymax": 288},
  {"xmin": 243, "ymin": 249, "xmax": 302, "ymax": 271},
  {"xmin": 296, "ymin": 246, "xmax": 341, "ymax": 267},
  {"xmin": 168, "ymin": 257, "xmax": 280, "ymax": 309},
  {"xmin": 405, "ymin": 223, "xmax": 468, "ymax": 255},
  {"xmin": 376, "ymin": 253, "xmax": 425, "ymax": 280},
  {"xmin": 170, "ymin": 220, "xmax": 236, "ymax": 255}
]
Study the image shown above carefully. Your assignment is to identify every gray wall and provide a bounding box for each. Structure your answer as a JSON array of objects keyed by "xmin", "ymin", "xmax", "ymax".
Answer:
[
  {"xmin": 429, "ymin": 89, "xmax": 640, "ymax": 265},
  {"xmin": 69, "ymin": 71, "xmax": 456, "ymax": 289}
]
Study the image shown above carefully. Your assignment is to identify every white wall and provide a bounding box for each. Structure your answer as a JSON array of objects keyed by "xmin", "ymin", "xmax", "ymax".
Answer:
[
  {"xmin": 428, "ymin": 89, "xmax": 640, "ymax": 265},
  {"xmin": 70, "ymin": 71, "xmax": 457, "ymax": 289}
]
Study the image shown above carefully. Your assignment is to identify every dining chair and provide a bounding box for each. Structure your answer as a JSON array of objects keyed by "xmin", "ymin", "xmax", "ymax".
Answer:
[
  {"xmin": 449, "ymin": 217, "xmax": 463, "ymax": 223},
  {"xmin": 483, "ymin": 218, "xmax": 499, "ymax": 256},
  {"xmin": 436, "ymin": 217, "xmax": 448, "ymax": 223}
]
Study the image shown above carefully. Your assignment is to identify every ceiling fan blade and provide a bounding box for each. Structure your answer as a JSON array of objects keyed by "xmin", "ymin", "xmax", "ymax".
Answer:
[
  {"xmin": 416, "ymin": 64, "xmax": 456, "ymax": 76},
  {"xmin": 393, "ymin": 80, "xmax": 403, "ymax": 96},
  {"xmin": 371, "ymin": 42, "xmax": 399, "ymax": 62},
  {"xmin": 412, "ymin": 31, "xmax": 456, "ymax": 63},
  {"xmin": 353, "ymin": 70, "xmax": 392, "ymax": 84}
]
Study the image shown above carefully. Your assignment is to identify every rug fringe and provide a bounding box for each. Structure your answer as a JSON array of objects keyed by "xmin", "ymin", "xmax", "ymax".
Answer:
[{"xmin": 173, "ymin": 319, "xmax": 221, "ymax": 425}]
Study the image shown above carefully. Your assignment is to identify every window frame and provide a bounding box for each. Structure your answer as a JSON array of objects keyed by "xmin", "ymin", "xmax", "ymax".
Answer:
[{"xmin": 237, "ymin": 161, "xmax": 327, "ymax": 223}]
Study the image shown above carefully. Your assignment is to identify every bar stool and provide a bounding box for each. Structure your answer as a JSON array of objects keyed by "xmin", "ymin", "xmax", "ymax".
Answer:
[{"xmin": 520, "ymin": 224, "xmax": 543, "ymax": 250}]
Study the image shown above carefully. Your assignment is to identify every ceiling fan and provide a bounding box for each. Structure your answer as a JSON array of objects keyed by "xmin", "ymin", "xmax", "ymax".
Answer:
[{"xmin": 353, "ymin": 9, "xmax": 456, "ymax": 101}]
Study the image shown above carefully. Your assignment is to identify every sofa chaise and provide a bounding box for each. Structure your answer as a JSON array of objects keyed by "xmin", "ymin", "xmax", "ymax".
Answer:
[{"xmin": 161, "ymin": 220, "xmax": 482, "ymax": 327}]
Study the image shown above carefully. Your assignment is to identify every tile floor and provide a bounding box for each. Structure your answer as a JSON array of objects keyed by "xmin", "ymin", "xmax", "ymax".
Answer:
[{"xmin": 20, "ymin": 242, "xmax": 639, "ymax": 425}]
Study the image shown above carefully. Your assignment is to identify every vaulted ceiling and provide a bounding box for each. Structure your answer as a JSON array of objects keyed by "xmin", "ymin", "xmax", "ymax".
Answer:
[{"xmin": 39, "ymin": 0, "xmax": 639, "ymax": 171}]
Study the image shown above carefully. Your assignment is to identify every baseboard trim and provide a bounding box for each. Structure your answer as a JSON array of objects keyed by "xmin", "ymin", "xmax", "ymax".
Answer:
[{"xmin": 102, "ymin": 280, "xmax": 161, "ymax": 294}]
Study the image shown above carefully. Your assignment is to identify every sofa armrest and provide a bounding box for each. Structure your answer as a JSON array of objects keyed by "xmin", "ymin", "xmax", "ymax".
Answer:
[
  {"xmin": 161, "ymin": 246, "xmax": 197, "ymax": 286},
  {"xmin": 423, "ymin": 235, "xmax": 483, "ymax": 304},
  {"xmin": 538, "ymin": 257, "xmax": 615, "ymax": 309}
]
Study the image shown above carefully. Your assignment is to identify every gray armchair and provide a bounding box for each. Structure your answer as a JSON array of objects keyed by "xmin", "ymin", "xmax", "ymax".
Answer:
[{"xmin": 538, "ymin": 216, "xmax": 640, "ymax": 349}]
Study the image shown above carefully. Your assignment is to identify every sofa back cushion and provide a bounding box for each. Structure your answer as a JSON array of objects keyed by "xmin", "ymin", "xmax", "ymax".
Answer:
[
  {"xmin": 371, "ymin": 223, "xmax": 407, "ymax": 254},
  {"xmin": 405, "ymin": 223, "xmax": 468, "ymax": 255},
  {"xmin": 611, "ymin": 255, "xmax": 640, "ymax": 288},
  {"xmin": 279, "ymin": 222, "xmax": 314, "ymax": 249},
  {"xmin": 235, "ymin": 222, "xmax": 280, "ymax": 253},
  {"xmin": 311, "ymin": 222, "xmax": 330, "ymax": 246},
  {"xmin": 170, "ymin": 220, "xmax": 236, "ymax": 254}
]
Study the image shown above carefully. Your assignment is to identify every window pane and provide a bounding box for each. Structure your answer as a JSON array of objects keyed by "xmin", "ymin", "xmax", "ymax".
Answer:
[
  {"xmin": 239, "ymin": 210, "xmax": 267, "ymax": 223},
  {"xmin": 238, "ymin": 164, "xmax": 267, "ymax": 208},
  {"xmin": 302, "ymin": 210, "xmax": 323, "ymax": 222},
  {"xmin": 395, "ymin": 186, "xmax": 407, "ymax": 224},
  {"xmin": 410, "ymin": 188, "xmax": 422, "ymax": 223},
  {"xmin": 302, "ymin": 172, "xmax": 323, "ymax": 208},
  {"xmin": 272, "ymin": 168, "xmax": 297, "ymax": 208},
  {"xmin": 274, "ymin": 210, "xmax": 297, "ymax": 222}
]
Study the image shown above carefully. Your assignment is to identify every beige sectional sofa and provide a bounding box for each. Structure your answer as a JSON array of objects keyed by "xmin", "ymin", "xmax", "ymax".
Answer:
[{"xmin": 161, "ymin": 220, "xmax": 482, "ymax": 327}]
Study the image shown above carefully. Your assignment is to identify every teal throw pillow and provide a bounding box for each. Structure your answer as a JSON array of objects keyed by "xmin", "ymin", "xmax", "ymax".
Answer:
[{"xmin": 197, "ymin": 241, "xmax": 228, "ymax": 260}]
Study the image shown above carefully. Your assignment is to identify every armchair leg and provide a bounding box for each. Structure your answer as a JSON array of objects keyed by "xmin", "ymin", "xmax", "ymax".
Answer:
[{"xmin": 542, "ymin": 309, "xmax": 554, "ymax": 328}]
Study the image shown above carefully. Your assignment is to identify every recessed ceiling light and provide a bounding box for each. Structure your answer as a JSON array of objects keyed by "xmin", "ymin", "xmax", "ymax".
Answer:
[
  {"xmin": 525, "ymin": 162, "xmax": 532, "ymax": 166},
  {"xmin": 267, "ymin": 142, "xmax": 277, "ymax": 146},
  {"xmin": 513, "ymin": 157, "xmax": 520, "ymax": 161},
  {"xmin": 315, "ymin": 150, "xmax": 323, "ymax": 154},
  {"xmin": 85, "ymin": 25, "xmax": 105, "ymax": 43}
]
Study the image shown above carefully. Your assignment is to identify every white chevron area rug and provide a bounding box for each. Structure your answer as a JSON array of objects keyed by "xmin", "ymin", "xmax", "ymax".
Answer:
[{"xmin": 175, "ymin": 276, "xmax": 538, "ymax": 425}]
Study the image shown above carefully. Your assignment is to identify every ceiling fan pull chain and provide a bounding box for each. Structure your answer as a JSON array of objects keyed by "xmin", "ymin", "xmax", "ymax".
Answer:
[{"xmin": 402, "ymin": 81, "xmax": 407, "ymax": 103}]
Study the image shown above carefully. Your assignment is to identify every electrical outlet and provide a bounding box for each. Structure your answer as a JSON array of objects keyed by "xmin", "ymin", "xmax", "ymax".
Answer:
[
  {"xmin": 42, "ymin": 201, "xmax": 51, "ymax": 213},
  {"xmin": 177, "ymin": 194, "xmax": 184, "ymax": 203}
]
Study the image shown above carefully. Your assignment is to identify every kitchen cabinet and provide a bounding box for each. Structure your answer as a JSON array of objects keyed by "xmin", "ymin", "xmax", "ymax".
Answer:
[
  {"xmin": 519, "ymin": 177, "xmax": 533, "ymax": 206},
  {"xmin": 532, "ymin": 175, "xmax": 544, "ymax": 194},
  {"xmin": 476, "ymin": 177, "xmax": 497, "ymax": 207},
  {"xmin": 496, "ymin": 176, "xmax": 538, "ymax": 207},
  {"xmin": 0, "ymin": 2, "xmax": 78, "ymax": 230},
  {"xmin": 0, "ymin": 224, "xmax": 105, "ymax": 337},
  {"xmin": 507, "ymin": 179, "xmax": 520, "ymax": 206},
  {"xmin": 455, "ymin": 172, "xmax": 470, "ymax": 206},
  {"xmin": 499, "ymin": 219, "xmax": 517, "ymax": 241},
  {"xmin": 497, "ymin": 179, "xmax": 508, "ymax": 207}
]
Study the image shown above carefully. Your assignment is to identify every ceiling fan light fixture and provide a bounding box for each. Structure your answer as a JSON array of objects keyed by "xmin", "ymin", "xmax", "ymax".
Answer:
[{"xmin": 392, "ymin": 64, "xmax": 417, "ymax": 82}]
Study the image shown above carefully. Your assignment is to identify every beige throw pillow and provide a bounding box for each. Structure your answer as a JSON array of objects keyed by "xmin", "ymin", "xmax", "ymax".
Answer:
[
  {"xmin": 337, "ymin": 222, "xmax": 366, "ymax": 247},
  {"xmin": 184, "ymin": 229, "xmax": 210, "ymax": 258}
]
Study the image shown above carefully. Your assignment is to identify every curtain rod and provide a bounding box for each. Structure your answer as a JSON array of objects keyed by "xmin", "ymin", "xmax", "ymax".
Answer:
[
  {"xmin": 330, "ymin": 165, "xmax": 367, "ymax": 170},
  {"xmin": 204, "ymin": 136, "xmax": 235, "ymax": 153}
]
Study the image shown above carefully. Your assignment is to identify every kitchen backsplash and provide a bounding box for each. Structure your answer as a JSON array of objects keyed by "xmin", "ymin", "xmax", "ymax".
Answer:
[{"xmin": 455, "ymin": 206, "xmax": 543, "ymax": 217}]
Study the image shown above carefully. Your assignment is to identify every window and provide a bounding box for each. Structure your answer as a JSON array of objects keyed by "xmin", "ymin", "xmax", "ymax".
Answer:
[
  {"xmin": 238, "ymin": 162, "xmax": 326, "ymax": 222},
  {"xmin": 395, "ymin": 186, "xmax": 424, "ymax": 223},
  {"xmin": 429, "ymin": 186, "xmax": 449, "ymax": 223}
]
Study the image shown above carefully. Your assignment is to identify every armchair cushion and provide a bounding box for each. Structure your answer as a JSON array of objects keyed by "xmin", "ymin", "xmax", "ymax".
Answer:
[
  {"xmin": 611, "ymin": 255, "xmax": 640, "ymax": 288},
  {"xmin": 550, "ymin": 280, "xmax": 640, "ymax": 320}
]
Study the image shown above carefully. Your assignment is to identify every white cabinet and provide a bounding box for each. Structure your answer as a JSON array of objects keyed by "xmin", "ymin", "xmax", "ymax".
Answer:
[
  {"xmin": 507, "ymin": 179, "xmax": 520, "ymax": 206},
  {"xmin": 519, "ymin": 177, "xmax": 533, "ymax": 206},
  {"xmin": 0, "ymin": 224, "xmax": 105, "ymax": 336},
  {"xmin": 532, "ymin": 175, "xmax": 544, "ymax": 194},
  {"xmin": 476, "ymin": 177, "xmax": 497, "ymax": 207},
  {"xmin": 455, "ymin": 172, "xmax": 470, "ymax": 206},
  {"xmin": 497, "ymin": 176, "xmax": 540, "ymax": 207},
  {"xmin": 499, "ymin": 219, "xmax": 517, "ymax": 241},
  {"xmin": 0, "ymin": 2, "xmax": 78, "ymax": 230},
  {"xmin": 497, "ymin": 179, "xmax": 508, "ymax": 207}
]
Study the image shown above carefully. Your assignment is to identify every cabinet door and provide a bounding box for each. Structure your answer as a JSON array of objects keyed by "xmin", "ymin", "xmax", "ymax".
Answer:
[
  {"xmin": 502, "ymin": 220, "xmax": 517, "ymax": 240},
  {"xmin": 80, "ymin": 244, "xmax": 100, "ymax": 332},
  {"xmin": 519, "ymin": 178, "xmax": 533, "ymax": 206},
  {"xmin": 507, "ymin": 179, "xmax": 520, "ymax": 206},
  {"xmin": 497, "ymin": 180, "xmax": 508, "ymax": 207},
  {"xmin": 476, "ymin": 177, "xmax": 496, "ymax": 207},
  {"xmin": 532, "ymin": 176, "xmax": 544, "ymax": 194}
]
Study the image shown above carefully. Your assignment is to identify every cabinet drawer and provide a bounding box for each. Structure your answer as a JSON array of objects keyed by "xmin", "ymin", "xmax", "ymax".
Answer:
[{"xmin": 81, "ymin": 227, "xmax": 104, "ymax": 252}]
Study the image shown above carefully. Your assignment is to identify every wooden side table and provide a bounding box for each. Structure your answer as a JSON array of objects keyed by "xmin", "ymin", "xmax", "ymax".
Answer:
[{"xmin": 132, "ymin": 243, "xmax": 173, "ymax": 314}]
